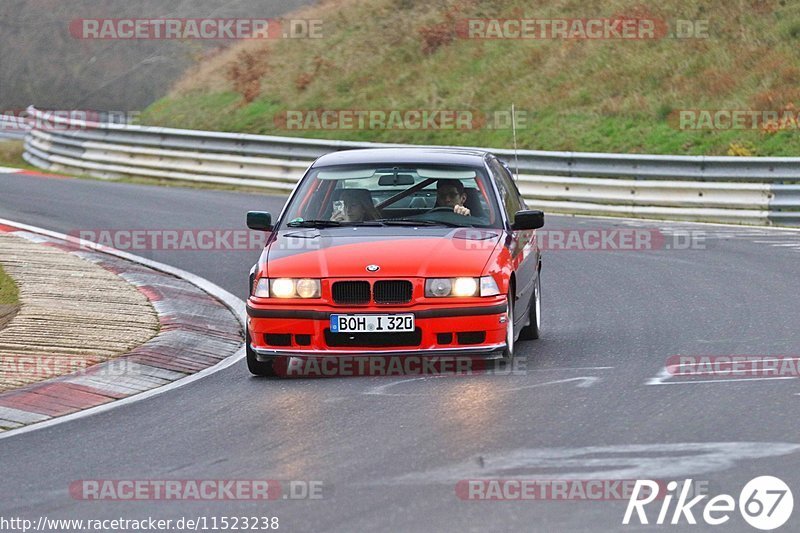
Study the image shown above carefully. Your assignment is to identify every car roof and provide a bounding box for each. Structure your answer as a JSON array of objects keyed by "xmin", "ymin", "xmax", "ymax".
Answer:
[{"xmin": 310, "ymin": 147, "xmax": 491, "ymax": 168}]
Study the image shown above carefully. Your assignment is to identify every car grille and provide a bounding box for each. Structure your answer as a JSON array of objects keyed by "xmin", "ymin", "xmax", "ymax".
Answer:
[
  {"xmin": 332, "ymin": 281, "xmax": 371, "ymax": 305},
  {"xmin": 324, "ymin": 328, "xmax": 422, "ymax": 347},
  {"xmin": 373, "ymin": 280, "xmax": 413, "ymax": 304},
  {"xmin": 331, "ymin": 280, "xmax": 413, "ymax": 305}
]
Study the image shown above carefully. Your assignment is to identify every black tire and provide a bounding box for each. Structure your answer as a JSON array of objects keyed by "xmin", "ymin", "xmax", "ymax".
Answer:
[
  {"xmin": 246, "ymin": 328, "xmax": 277, "ymax": 377},
  {"xmin": 519, "ymin": 273, "xmax": 541, "ymax": 341}
]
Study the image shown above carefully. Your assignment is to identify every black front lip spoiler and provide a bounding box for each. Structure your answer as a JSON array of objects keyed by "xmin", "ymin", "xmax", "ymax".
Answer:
[
  {"xmin": 252, "ymin": 343, "xmax": 507, "ymax": 361},
  {"xmin": 246, "ymin": 302, "xmax": 506, "ymax": 320}
]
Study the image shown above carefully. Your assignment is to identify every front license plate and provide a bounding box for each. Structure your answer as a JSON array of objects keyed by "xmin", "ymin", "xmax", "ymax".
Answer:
[{"xmin": 330, "ymin": 314, "xmax": 415, "ymax": 333}]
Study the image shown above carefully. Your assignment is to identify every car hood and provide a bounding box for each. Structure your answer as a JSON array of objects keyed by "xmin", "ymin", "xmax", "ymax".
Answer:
[{"xmin": 265, "ymin": 227, "xmax": 502, "ymax": 278}]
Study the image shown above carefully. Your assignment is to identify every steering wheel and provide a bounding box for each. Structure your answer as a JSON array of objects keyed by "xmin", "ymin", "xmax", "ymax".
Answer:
[{"xmin": 427, "ymin": 207, "xmax": 455, "ymax": 213}]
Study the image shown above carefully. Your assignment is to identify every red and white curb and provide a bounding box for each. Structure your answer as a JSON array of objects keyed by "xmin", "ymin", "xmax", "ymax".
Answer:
[
  {"xmin": 0, "ymin": 218, "xmax": 246, "ymax": 439},
  {"xmin": 0, "ymin": 166, "xmax": 71, "ymax": 179}
]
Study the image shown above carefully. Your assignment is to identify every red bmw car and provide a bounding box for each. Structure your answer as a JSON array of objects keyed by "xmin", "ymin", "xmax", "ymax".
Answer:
[{"xmin": 245, "ymin": 148, "xmax": 544, "ymax": 376}]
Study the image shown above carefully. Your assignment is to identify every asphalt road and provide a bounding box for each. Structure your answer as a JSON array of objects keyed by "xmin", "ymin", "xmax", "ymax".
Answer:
[{"xmin": 1, "ymin": 172, "xmax": 800, "ymax": 532}]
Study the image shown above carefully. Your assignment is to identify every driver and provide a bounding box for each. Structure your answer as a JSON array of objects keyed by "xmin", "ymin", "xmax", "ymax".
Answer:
[{"xmin": 435, "ymin": 179, "xmax": 471, "ymax": 216}]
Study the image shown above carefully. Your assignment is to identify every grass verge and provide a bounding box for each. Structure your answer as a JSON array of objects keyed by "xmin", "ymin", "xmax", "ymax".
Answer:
[
  {"xmin": 0, "ymin": 141, "xmax": 28, "ymax": 169},
  {"xmin": 0, "ymin": 264, "xmax": 19, "ymax": 307},
  {"xmin": 0, "ymin": 263, "xmax": 20, "ymax": 330}
]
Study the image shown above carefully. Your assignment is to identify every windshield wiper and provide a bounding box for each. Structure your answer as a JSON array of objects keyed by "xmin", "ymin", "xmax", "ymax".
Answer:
[
  {"xmin": 348, "ymin": 221, "xmax": 385, "ymax": 226},
  {"xmin": 379, "ymin": 218, "xmax": 462, "ymax": 228},
  {"xmin": 286, "ymin": 219, "xmax": 342, "ymax": 228},
  {"xmin": 286, "ymin": 219, "xmax": 387, "ymax": 228}
]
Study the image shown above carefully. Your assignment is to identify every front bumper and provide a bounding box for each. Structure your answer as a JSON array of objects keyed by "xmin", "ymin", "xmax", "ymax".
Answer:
[{"xmin": 246, "ymin": 299, "xmax": 508, "ymax": 360}]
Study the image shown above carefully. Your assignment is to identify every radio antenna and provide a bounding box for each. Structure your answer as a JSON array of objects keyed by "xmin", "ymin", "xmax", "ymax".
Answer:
[{"xmin": 511, "ymin": 103, "xmax": 520, "ymax": 181}]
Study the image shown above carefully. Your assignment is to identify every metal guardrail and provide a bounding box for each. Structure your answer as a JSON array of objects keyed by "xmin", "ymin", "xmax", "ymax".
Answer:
[{"xmin": 19, "ymin": 106, "xmax": 800, "ymax": 226}]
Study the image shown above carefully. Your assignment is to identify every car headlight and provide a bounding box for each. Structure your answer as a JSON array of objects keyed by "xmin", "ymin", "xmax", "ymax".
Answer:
[
  {"xmin": 253, "ymin": 278, "xmax": 321, "ymax": 298},
  {"xmin": 426, "ymin": 278, "xmax": 453, "ymax": 297},
  {"xmin": 296, "ymin": 278, "xmax": 320, "ymax": 298},
  {"xmin": 452, "ymin": 277, "xmax": 479, "ymax": 297},
  {"xmin": 271, "ymin": 278, "xmax": 296, "ymax": 298},
  {"xmin": 425, "ymin": 276, "xmax": 498, "ymax": 297}
]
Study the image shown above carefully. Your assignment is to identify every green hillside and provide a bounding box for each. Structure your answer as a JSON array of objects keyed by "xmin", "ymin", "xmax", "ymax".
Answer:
[{"xmin": 141, "ymin": 0, "xmax": 800, "ymax": 156}]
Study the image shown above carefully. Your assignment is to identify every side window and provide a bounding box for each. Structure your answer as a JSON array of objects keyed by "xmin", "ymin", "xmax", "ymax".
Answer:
[
  {"xmin": 488, "ymin": 158, "xmax": 521, "ymax": 224},
  {"xmin": 500, "ymin": 160, "xmax": 528, "ymax": 209}
]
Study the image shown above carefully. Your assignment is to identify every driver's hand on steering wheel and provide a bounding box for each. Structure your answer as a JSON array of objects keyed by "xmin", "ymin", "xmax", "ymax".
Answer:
[{"xmin": 453, "ymin": 205, "xmax": 471, "ymax": 216}]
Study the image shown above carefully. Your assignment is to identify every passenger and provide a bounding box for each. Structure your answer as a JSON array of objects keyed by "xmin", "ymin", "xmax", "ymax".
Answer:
[{"xmin": 331, "ymin": 189, "xmax": 381, "ymax": 222}]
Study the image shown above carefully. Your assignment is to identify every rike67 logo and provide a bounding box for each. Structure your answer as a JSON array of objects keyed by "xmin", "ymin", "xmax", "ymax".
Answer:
[{"xmin": 624, "ymin": 476, "xmax": 793, "ymax": 530}]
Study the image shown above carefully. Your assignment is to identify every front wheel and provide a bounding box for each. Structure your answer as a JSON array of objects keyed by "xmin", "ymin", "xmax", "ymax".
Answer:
[
  {"xmin": 246, "ymin": 328, "xmax": 276, "ymax": 377},
  {"xmin": 519, "ymin": 273, "xmax": 541, "ymax": 340},
  {"xmin": 502, "ymin": 293, "xmax": 515, "ymax": 363}
]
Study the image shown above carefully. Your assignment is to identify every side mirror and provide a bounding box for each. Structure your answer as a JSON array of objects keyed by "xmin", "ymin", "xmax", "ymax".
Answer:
[
  {"xmin": 512, "ymin": 210, "xmax": 544, "ymax": 230},
  {"xmin": 247, "ymin": 211, "xmax": 273, "ymax": 231}
]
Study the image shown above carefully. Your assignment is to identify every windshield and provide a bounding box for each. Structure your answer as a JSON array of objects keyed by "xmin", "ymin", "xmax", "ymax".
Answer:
[{"xmin": 280, "ymin": 164, "xmax": 502, "ymax": 229}]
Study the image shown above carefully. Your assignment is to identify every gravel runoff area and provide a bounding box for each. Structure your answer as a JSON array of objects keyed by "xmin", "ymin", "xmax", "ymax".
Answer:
[
  {"xmin": 0, "ymin": 231, "xmax": 159, "ymax": 392},
  {"xmin": 0, "ymin": 224, "xmax": 243, "ymax": 432}
]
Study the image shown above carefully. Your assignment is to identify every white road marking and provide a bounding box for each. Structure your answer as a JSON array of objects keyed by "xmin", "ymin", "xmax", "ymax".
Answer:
[
  {"xmin": 329, "ymin": 368, "xmax": 612, "ymax": 401},
  {"xmin": 568, "ymin": 212, "xmax": 800, "ymax": 233},
  {"xmin": 378, "ymin": 442, "xmax": 800, "ymax": 485},
  {"xmin": 653, "ymin": 376, "xmax": 796, "ymax": 385},
  {"xmin": 364, "ymin": 375, "xmax": 601, "ymax": 397},
  {"xmin": 645, "ymin": 366, "xmax": 672, "ymax": 385},
  {"xmin": 527, "ymin": 366, "xmax": 614, "ymax": 371},
  {"xmin": 497, "ymin": 376, "xmax": 600, "ymax": 392},
  {"xmin": 364, "ymin": 375, "xmax": 450, "ymax": 396}
]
